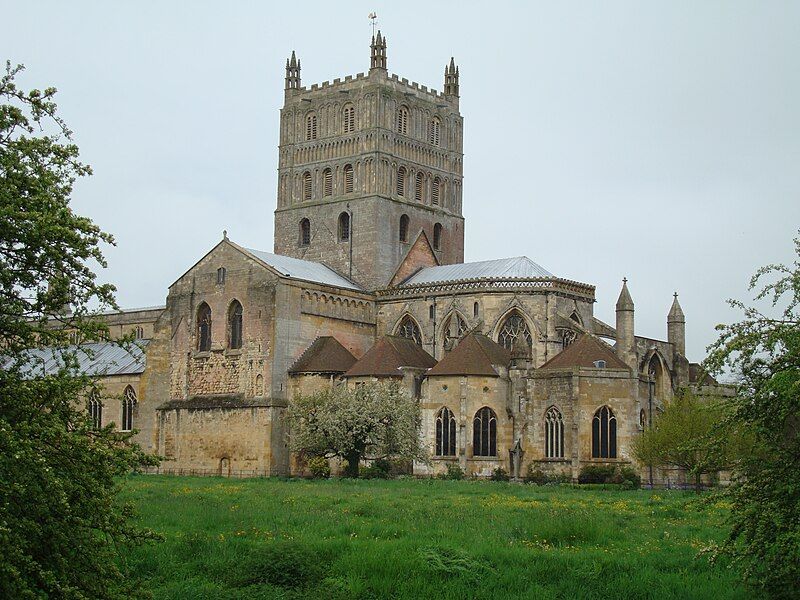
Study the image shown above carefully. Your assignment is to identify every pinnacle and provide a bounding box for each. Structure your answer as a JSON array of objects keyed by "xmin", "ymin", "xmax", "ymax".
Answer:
[
  {"xmin": 668, "ymin": 292, "xmax": 685, "ymax": 321},
  {"xmin": 616, "ymin": 278, "xmax": 634, "ymax": 311}
]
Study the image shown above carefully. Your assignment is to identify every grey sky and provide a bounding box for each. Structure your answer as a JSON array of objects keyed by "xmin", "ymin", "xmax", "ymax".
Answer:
[{"xmin": 3, "ymin": 1, "xmax": 799, "ymax": 362}]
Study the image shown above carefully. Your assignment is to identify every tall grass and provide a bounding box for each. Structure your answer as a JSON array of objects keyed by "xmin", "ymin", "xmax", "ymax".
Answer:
[{"xmin": 119, "ymin": 477, "xmax": 744, "ymax": 599}]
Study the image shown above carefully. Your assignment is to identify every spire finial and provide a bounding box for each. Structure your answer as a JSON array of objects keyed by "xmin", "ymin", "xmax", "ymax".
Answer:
[
  {"xmin": 223, "ymin": 229, "xmax": 228, "ymax": 240},
  {"xmin": 370, "ymin": 26, "xmax": 387, "ymax": 72}
]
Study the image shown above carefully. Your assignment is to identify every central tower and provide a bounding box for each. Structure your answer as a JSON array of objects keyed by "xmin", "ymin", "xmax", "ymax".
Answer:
[{"xmin": 273, "ymin": 32, "xmax": 464, "ymax": 290}]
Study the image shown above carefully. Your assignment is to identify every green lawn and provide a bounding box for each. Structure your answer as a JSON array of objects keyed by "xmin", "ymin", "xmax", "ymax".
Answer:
[{"xmin": 119, "ymin": 476, "xmax": 745, "ymax": 599}]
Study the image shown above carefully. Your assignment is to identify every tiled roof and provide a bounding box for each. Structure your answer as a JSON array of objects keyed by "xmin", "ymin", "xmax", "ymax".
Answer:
[
  {"xmin": 344, "ymin": 335, "xmax": 436, "ymax": 378},
  {"xmin": 244, "ymin": 247, "xmax": 362, "ymax": 291},
  {"xmin": 288, "ymin": 337, "xmax": 357, "ymax": 374},
  {"xmin": 538, "ymin": 334, "xmax": 629, "ymax": 371},
  {"xmin": 400, "ymin": 256, "xmax": 553, "ymax": 286},
  {"xmin": 3, "ymin": 341, "xmax": 148, "ymax": 378},
  {"xmin": 427, "ymin": 333, "xmax": 511, "ymax": 377}
]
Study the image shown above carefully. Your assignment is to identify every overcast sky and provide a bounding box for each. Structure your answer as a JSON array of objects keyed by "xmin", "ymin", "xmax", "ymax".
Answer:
[{"xmin": 3, "ymin": 1, "xmax": 799, "ymax": 362}]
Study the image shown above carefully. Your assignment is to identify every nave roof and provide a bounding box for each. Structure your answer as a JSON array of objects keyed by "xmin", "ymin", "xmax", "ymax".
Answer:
[{"xmin": 399, "ymin": 256, "xmax": 554, "ymax": 286}]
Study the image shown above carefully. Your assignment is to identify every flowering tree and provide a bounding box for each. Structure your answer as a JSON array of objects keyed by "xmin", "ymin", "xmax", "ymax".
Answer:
[{"xmin": 287, "ymin": 381, "xmax": 427, "ymax": 477}]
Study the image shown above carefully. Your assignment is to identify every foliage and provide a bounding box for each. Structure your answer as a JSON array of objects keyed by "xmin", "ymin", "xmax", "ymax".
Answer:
[
  {"xmin": 118, "ymin": 475, "xmax": 749, "ymax": 599},
  {"xmin": 0, "ymin": 62, "xmax": 159, "ymax": 599},
  {"xmin": 632, "ymin": 391, "xmax": 738, "ymax": 492},
  {"xmin": 525, "ymin": 466, "xmax": 571, "ymax": 485},
  {"xmin": 305, "ymin": 456, "xmax": 331, "ymax": 479},
  {"xmin": 287, "ymin": 381, "xmax": 427, "ymax": 477},
  {"xmin": 577, "ymin": 465, "xmax": 640, "ymax": 488},
  {"xmin": 361, "ymin": 458, "xmax": 392, "ymax": 479},
  {"xmin": 490, "ymin": 467, "xmax": 509, "ymax": 481},
  {"xmin": 439, "ymin": 462, "xmax": 465, "ymax": 480},
  {"xmin": 703, "ymin": 232, "xmax": 800, "ymax": 598}
]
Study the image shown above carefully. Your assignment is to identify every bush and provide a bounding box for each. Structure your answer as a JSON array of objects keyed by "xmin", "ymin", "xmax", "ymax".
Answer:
[
  {"xmin": 525, "ymin": 467, "xmax": 548, "ymax": 485},
  {"xmin": 439, "ymin": 463, "xmax": 465, "ymax": 480},
  {"xmin": 619, "ymin": 466, "xmax": 641, "ymax": 489},
  {"xmin": 577, "ymin": 464, "xmax": 640, "ymax": 488},
  {"xmin": 361, "ymin": 458, "xmax": 392, "ymax": 479},
  {"xmin": 490, "ymin": 467, "xmax": 509, "ymax": 482},
  {"xmin": 306, "ymin": 456, "xmax": 330, "ymax": 479}
]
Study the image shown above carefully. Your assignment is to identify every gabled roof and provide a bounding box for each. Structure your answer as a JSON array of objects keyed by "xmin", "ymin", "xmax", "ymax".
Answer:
[
  {"xmin": 344, "ymin": 335, "xmax": 436, "ymax": 378},
  {"xmin": 244, "ymin": 247, "xmax": 362, "ymax": 291},
  {"xmin": 538, "ymin": 334, "xmax": 629, "ymax": 371},
  {"xmin": 400, "ymin": 256, "xmax": 553, "ymax": 286},
  {"xmin": 427, "ymin": 333, "xmax": 511, "ymax": 377},
  {"xmin": 389, "ymin": 229, "xmax": 439, "ymax": 287},
  {"xmin": 288, "ymin": 337, "xmax": 357, "ymax": 374},
  {"xmin": 3, "ymin": 341, "xmax": 148, "ymax": 378}
]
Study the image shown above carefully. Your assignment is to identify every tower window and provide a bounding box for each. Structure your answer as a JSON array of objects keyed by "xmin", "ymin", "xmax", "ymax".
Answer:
[
  {"xmin": 122, "ymin": 385, "xmax": 137, "ymax": 432},
  {"xmin": 428, "ymin": 118, "xmax": 441, "ymax": 146},
  {"xmin": 338, "ymin": 212, "xmax": 350, "ymax": 242},
  {"xmin": 397, "ymin": 106, "xmax": 409, "ymax": 135},
  {"xmin": 197, "ymin": 302, "xmax": 212, "ymax": 352},
  {"xmin": 217, "ymin": 267, "xmax": 226, "ymax": 284},
  {"xmin": 432, "ymin": 177, "xmax": 440, "ymax": 205},
  {"xmin": 397, "ymin": 166, "xmax": 406, "ymax": 197},
  {"xmin": 302, "ymin": 171, "xmax": 312, "ymax": 201},
  {"xmin": 343, "ymin": 106, "xmax": 355, "ymax": 133},
  {"xmin": 299, "ymin": 218, "xmax": 311, "ymax": 247},
  {"xmin": 306, "ymin": 113, "xmax": 317, "ymax": 140},
  {"xmin": 322, "ymin": 168, "xmax": 332, "ymax": 197},
  {"xmin": 399, "ymin": 214, "xmax": 409, "ymax": 243},
  {"xmin": 228, "ymin": 300, "xmax": 243, "ymax": 350},
  {"xmin": 415, "ymin": 172, "xmax": 424, "ymax": 203},
  {"xmin": 343, "ymin": 164, "xmax": 354, "ymax": 194},
  {"xmin": 433, "ymin": 223, "xmax": 442, "ymax": 251}
]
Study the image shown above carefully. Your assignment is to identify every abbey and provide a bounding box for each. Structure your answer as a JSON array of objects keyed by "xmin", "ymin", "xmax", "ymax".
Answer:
[{"xmin": 79, "ymin": 33, "xmax": 724, "ymax": 481}]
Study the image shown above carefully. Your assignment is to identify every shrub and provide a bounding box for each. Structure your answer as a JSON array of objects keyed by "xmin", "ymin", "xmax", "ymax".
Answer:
[
  {"xmin": 525, "ymin": 467, "xmax": 548, "ymax": 485},
  {"xmin": 490, "ymin": 467, "xmax": 509, "ymax": 482},
  {"xmin": 307, "ymin": 456, "xmax": 330, "ymax": 479},
  {"xmin": 361, "ymin": 458, "xmax": 392, "ymax": 479},
  {"xmin": 577, "ymin": 464, "xmax": 640, "ymax": 488},
  {"xmin": 619, "ymin": 466, "xmax": 641, "ymax": 489},
  {"xmin": 441, "ymin": 463, "xmax": 465, "ymax": 480},
  {"xmin": 224, "ymin": 541, "xmax": 323, "ymax": 588}
]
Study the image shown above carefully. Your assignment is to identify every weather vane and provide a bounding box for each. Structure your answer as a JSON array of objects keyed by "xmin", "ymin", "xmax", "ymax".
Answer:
[{"xmin": 368, "ymin": 12, "xmax": 378, "ymax": 36}]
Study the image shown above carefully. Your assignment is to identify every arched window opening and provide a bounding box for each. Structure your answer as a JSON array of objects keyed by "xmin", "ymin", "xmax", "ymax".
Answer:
[
  {"xmin": 397, "ymin": 106, "xmax": 409, "ymax": 135},
  {"xmin": 428, "ymin": 118, "xmax": 441, "ymax": 146},
  {"xmin": 122, "ymin": 385, "xmax": 137, "ymax": 431},
  {"xmin": 396, "ymin": 315, "xmax": 422, "ymax": 346},
  {"xmin": 648, "ymin": 354, "xmax": 665, "ymax": 398},
  {"xmin": 570, "ymin": 311, "xmax": 581, "ymax": 325},
  {"xmin": 302, "ymin": 171, "xmax": 312, "ymax": 201},
  {"xmin": 299, "ymin": 218, "xmax": 311, "ymax": 247},
  {"xmin": 432, "ymin": 177, "xmax": 440, "ymax": 205},
  {"xmin": 322, "ymin": 168, "xmax": 333, "ymax": 197},
  {"xmin": 443, "ymin": 313, "xmax": 468, "ymax": 342},
  {"xmin": 306, "ymin": 113, "xmax": 317, "ymax": 140},
  {"xmin": 429, "ymin": 304, "xmax": 435, "ymax": 320},
  {"xmin": 338, "ymin": 212, "xmax": 350, "ymax": 242},
  {"xmin": 197, "ymin": 302, "xmax": 212, "ymax": 352},
  {"xmin": 134, "ymin": 326, "xmax": 144, "ymax": 339},
  {"xmin": 497, "ymin": 312, "xmax": 533, "ymax": 351},
  {"xmin": 473, "ymin": 407, "xmax": 497, "ymax": 457},
  {"xmin": 397, "ymin": 166, "xmax": 406, "ymax": 197},
  {"xmin": 591, "ymin": 405, "xmax": 617, "ymax": 459},
  {"xmin": 473, "ymin": 302, "xmax": 479, "ymax": 318},
  {"xmin": 561, "ymin": 329, "xmax": 578, "ymax": 349},
  {"xmin": 435, "ymin": 407, "xmax": 457, "ymax": 456},
  {"xmin": 415, "ymin": 172, "xmax": 424, "ymax": 202},
  {"xmin": 343, "ymin": 164, "xmax": 354, "ymax": 194},
  {"xmin": 228, "ymin": 300, "xmax": 243, "ymax": 350},
  {"xmin": 639, "ymin": 408, "xmax": 647, "ymax": 430},
  {"xmin": 88, "ymin": 392, "xmax": 102, "ymax": 431},
  {"xmin": 217, "ymin": 267, "xmax": 226, "ymax": 285},
  {"xmin": 343, "ymin": 105, "xmax": 355, "ymax": 133},
  {"xmin": 399, "ymin": 214, "xmax": 409, "ymax": 243},
  {"xmin": 433, "ymin": 223, "xmax": 442, "ymax": 251},
  {"xmin": 544, "ymin": 406, "xmax": 564, "ymax": 458}
]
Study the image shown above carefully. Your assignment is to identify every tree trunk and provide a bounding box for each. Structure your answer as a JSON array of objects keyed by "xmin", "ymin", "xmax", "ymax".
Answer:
[
  {"xmin": 695, "ymin": 471, "xmax": 702, "ymax": 494},
  {"xmin": 344, "ymin": 451, "xmax": 361, "ymax": 478}
]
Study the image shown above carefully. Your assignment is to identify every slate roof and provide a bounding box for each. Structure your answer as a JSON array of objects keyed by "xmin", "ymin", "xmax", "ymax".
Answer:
[
  {"xmin": 344, "ymin": 335, "xmax": 436, "ymax": 377},
  {"xmin": 400, "ymin": 256, "xmax": 553, "ymax": 286},
  {"xmin": 244, "ymin": 247, "xmax": 362, "ymax": 291},
  {"xmin": 288, "ymin": 337, "xmax": 357, "ymax": 374},
  {"xmin": 427, "ymin": 333, "xmax": 511, "ymax": 377},
  {"xmin": 538, "ymin": 334, "xmax": 629, "ymax": 371},
  {"xmin": 3, "ymin": 341, "xmax": 148, "ymax": 378}
]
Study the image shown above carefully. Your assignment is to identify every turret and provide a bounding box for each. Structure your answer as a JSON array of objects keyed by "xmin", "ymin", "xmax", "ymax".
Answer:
[
  {"xmin": 285, "ymin": 51, "xmax": 301, "ymax": 94},
  {"xmin": 444, "ymin": 57, "xmax": 459, "ymax": 102},
  {"xmin": 370, "ymin": 30, "xmax": 387, "ymax": 73},
  {"xmin": 615, "ymin": 278, "xmax": 637, "ymax": 371},
  {"xmin": 667, "ymin": 293, "xmax": 686, "ymax": 357}
]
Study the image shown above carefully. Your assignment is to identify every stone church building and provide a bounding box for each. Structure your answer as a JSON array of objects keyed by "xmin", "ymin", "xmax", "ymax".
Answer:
[{"xmin": 76, "ymin": 33, "xmax": 721, "ymax": 480}]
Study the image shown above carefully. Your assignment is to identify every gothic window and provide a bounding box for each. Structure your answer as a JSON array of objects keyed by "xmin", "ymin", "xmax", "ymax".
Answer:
[
  {"xmin": 299, "ymin": 218, "xmax": 311, "ymax": 247},
  {"xmin": 343, "ymin": 105, "xmax": 355, "ymax": 133},
  {"xmin": 121, "ymin": 385, "xmax": 137, "ymax": 431},
  {"xmin": 217, "ymin": 267, "xmax": 226, "ymax": 284},
  {"xmin": 306, "ymin": 113, "xmax": 317, "ymax": 140},
  {"xmin": 88, "ymin": 391, "xmax": 102, "ymax": 431},
  {"xmin": 561, "ymin": 329, "xmax": 578, "ymax": 349},
  {"xmin": 473, "ymin": 407, "xmax": 497, "ymax": 457},
  {"xmin": 302, "ymin": 171, "xmax": 312, "ymax": 201},
  {"xmin": 197, "ymin": 302, "xmax": 212, "ymax": 352},
  {"xmin": 432, "ymin": 177, "xmax": 440, "ymax": 205},
  {"xmin": 323, "ymin": 168, "xmax": 333, "ymax": 197},
  {"xmin": 544, "ymin": 406, "xmax": 564, "ymax": 459},
  {"xmin": 228, "ymin": 300, "xmax": 243, "ymax": 350},
  {"xmin": 396, "ymin": 315, "xmax": 422, "ymax": 346},
  {"xmin": 429, "ymin": 305, "xmax": 435, "ymax": 320},
  {"xmin": 397, "ymin": 166, "xmax": 406, "ymax": 197},
  {"xmin": 433, "ymin": 223, "xmax": 442, "ymax": 251},
  {"xmin": 639, "ymin": 408, "xmax": 646, "ymax": 430},
  {"xmin": 134, "ymin": 326, "xmax": 144, "ymax": 339},
  {"xmin": 591, "ymin": 405, "xmax": 617, "ymax": 459},
  {"xmin": 397, "ymin": 106, "xmax": 409, "ymax": 135},
  {"xmin": 343, "ymin": 164, "xmax": 354, "ymax": 194},
  {"xmin": 570, "ymin": 311, "xmax": 581, "ymax": 325},
  {"xmin": 338, "ymin": 212, "xmax": 350, "ymax": 242},
  {"xmin": 497, "ymin": 312, "xmax": 532, "ymax": 351},
  {"xmin": 399, "ymin": 214, "xmax": 409, "ymax": 243},
  {"xmin": 473, "ymin": 302, "xmax": 479, "ymax": 318},
  {"xmin": 428, "ymin": 117, "xmax": 441, "ymax": 146},
  {"xmin": 415, "ymin": 172, "xmax": 424, "ymax": 202},
  {"xmin": 435, "ymin": 407, "xmax": 457, "ymax": 456},
  {"xmin": 443, "ymin": 313, "xmax": 468, "ymax": 342}
]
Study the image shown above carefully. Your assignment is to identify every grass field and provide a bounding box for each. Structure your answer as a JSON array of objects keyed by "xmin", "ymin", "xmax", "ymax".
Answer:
[{"xmin": 119, "ymin": 476, "xmax": 746, "ymax": 599}]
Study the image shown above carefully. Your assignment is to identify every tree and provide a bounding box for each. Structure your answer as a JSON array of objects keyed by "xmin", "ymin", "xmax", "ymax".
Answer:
[
  {"xmin": 0, "ymin": 62, "xmax": 158, "ymax": 599},
  {"xmin": 287, "ymin": 381, "xmax": 427, "ymax": 477},
  {"xmin": 631, "ymin": 391, "xmax": 740, "ymax": 492},
  {"xmin": 703, "ymin": 232, "xmax": 800, "ymax": 598}
]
